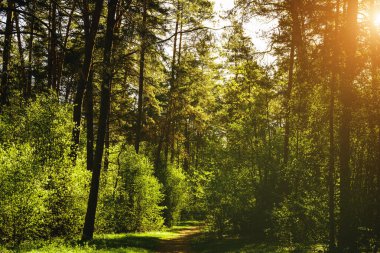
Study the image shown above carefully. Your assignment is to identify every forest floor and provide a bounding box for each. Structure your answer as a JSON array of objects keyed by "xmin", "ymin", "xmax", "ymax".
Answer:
[
  {"xmin": 9, "ymin": 221, "xmax": 325, "ymax": 253},
  {"xmin": 157, "ymin": 224, "xmax": 202, "ymax": 252}
]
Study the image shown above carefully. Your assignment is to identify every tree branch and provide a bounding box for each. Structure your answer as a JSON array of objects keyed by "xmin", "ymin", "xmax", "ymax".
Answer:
[{"xmin": 124, "ymin": 25, "xmax": 232, "ymax": 57}]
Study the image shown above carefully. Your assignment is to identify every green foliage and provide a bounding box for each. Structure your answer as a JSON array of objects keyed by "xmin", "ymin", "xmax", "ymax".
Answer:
[
  {"xmin": 0, "ymin": 94, "xmax": 72, "ymax": 153},
  {"xmin": 203, "ymin": 23, "xmax": 281, "ymax": 238},
  {"xmin": 270, "ymin": 194, "xmax": 327, "ymax": 245},
  {"xmin": 0, "ymin": 95, "xmax": 90, "ymax": 246},
  {"xmin": 162, "ymin": 163, "xmax": 189, "ymax": 227},
  {"xmin": 183, "ymin": 169, "xmax": 211, "ymax": 220},
  {"xmin": 0, "ymin": 144, "xmax": 48, "ymax": 245},
  {"xmin": 4, "ymin": 0, "xmax": 380, "ymax": 251},
  {"xmin": 97, "ymin": 145, "xmax": 164, "ymax": 233}
]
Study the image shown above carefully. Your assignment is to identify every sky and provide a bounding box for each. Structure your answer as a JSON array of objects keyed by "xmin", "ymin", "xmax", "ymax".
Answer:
[{"xmin": 211, "ymin": 0, "xmax": 276, "ymax": 65}]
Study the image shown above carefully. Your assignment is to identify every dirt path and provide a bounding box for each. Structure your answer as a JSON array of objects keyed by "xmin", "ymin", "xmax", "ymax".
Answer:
[{"xmin": 157, "ymin": 226, "xmax": 202, "ymax": 253}]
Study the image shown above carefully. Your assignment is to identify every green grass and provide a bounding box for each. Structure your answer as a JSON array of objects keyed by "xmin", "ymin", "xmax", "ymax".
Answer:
[
  {"xmin": 23, "ymin": 243, "xmax": 149, "ymax": 253},
  {"xmin": 1, "ymin": 222, "xmax": 326, "ymax": 253},
  {"xmin": 12, "ymin": 223, "xmax": 194, "ymax": 253},
  {"xmin": 189, "ymin": 234, "xmax": 326, "ymax": 253},
  {"xmin": 88, "ymin": 230, "xmax": 180, "ymax": 252}
]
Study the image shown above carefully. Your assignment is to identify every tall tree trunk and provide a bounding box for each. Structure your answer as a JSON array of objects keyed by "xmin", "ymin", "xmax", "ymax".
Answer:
[
  {"xmin": 369, "ymin": 0, "xmax": 380, "ymax": 238},
  {"xmin": 183, "ymin": 120, "xmax": 190, "ymax": 172},
  {"xmin": 177, "ymin": 7, "xmax": 183, "ymax": 66},
  {"xmin": 377, "ymin": 124, "xmax": 380, "ymax": 238},
  {"xmin": 86, "ymin": 69, "xmax": 95, "ymax": 171},
  {"xmin": 161, "ymin": 1, "xmax": 181, "ymax": 227},
  {"xmin": 328, "ymin": 2, "xmax": 340, "ymax": 250},
  {"xmin": 338, "ymin": 0, "xmax": 358, "ymax": 251},
  {"xmin": 82, "ymin": 0, "xmax": 118, "ymax": 241},
  {"xmin": 284, "ymin": 0, "xmax": 303, "ymax": 166},
  {"xmin": 48, "ymin": 0, "xmax": 57, "ymax": 93},
  {"xmin": 15, "ymin": 12, "xmax": 27, "ymax": 97},
  {"xmin": 71, "ymin": 0, "xmax": 104, "ymax": 162},
  {"xmin": 155, "ymin": 0, "xmax": 180, "ymax": 170},
  {"xmin": 57, "ymin": 2, "xmax": 76, "ymax": 92},
  {"xmin": 284, "ymin": 42, "xmax": 294, "ymax": 166},
  {"xmin": 135, "ymin": 0, "xmax": 148, "ymax": 154},
  {"xmin": 165, "ymin": 0, "xmax": 180, "ymax": 164},
  {"xmin": 104, "ymin": 98, "xmax": 112, "ymax": 173},
  {"xmin": 104, "ymin": 117, "xmax": 110, "ymax": 172},
  {"xmin": 0, "ymin": 0, "xmax": 14, "ymax": 110},
  {"xmin": 27, "ymin": 1, "xmax": 34, "ymax": 99},
  {"xmin": 283, "ymin": 0, "xmax": 297, "ymax": 166},
  {"xmin": 170, "ymin": 2, "xmax": 180, "ymax": 88},
  {"xmin": 177, "ymin": 9, "xmax": 190, "ymax": 171},
  {"xmin": 170, "ymin": 122, "xmax": 176, "ymax": 163},
  {"xmin": 328, "ymin": 52, "xmax": 337, "ymax": 253}
]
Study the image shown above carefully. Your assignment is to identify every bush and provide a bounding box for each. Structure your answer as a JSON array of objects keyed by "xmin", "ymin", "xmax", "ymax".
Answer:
[
  {"xmin": 270, "ymin": 194, "xmax": 327, "ymax": 245},
  {"xmin": 205, "ymin": 164, "xmax": 257, "ymax": 237},
  {"xmin": 0, "ymin": 144, "xmax": 48, "ymax": 245},
  {"xmin": 162, "ymin": 163, "xmax": 189, "ymax": 227},
  {"xmin": 97, "ymin": 145, "xmax": 164, "ymax": 232},
  {"xmin": 0, "ymin": 95, "xmax": 90, "ymax": 246}
]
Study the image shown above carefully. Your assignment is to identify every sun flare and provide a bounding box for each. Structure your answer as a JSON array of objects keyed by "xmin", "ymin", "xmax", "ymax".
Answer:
[{"xmin": 374, "ymin": 12, "xmax": 380, "ymax": 27}]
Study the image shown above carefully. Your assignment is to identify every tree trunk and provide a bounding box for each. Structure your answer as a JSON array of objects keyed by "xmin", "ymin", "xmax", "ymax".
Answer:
[
  {"xmin": 377, "ymin": 126, "xmax": 380, "ymax": 238},
  {"xmin": 0, "ymin": 0, "xmax": 14, "ymax": 109},
  {"xmin": 369, "ymin": 0, "xmax": 380, "ymax": 238},
  {"xmin": 328, "ymin": 1, "xmax": 340, "ymax": 250},
  {"xmin": 135, "ymin": 0, "xmax": 148, "ymax": 154},
  {"xmin": 155, "ymin": 0, "xmax": 180, "ymax": 171},
  {"xmin": 104, "ymin": 101, "xmax": 112, "ymax": 173},
  {"xmin": 27, "ymin": 1, "xmax": 34, "ymax": 99},
  {"xmin": 338, "ymin": 0, "xmax": 358, "ymax": 251},
  {"xmin": 284, "ymin": 43, "xmax": 294, "ymax": 166},
  {"xmin": 47, "ymin": 0, "xmax": 57, "ymax": 93},
  {"xmin": 71, "ymin": 0, "xmax": 104, "ymax": 162},
  {"xmin": 284, "ymin": 0, "xmax": 303, "ymax": 166},
  {"xmin": 165, "ymin": 0, "xmax": 180, "ymax": 164},
  {"xmin": 283, "ymin": 0, "xmax": 297, "ymax": 166},
  {"xmin": 57, "ymin": 2, "xmax": 76, "ymax": 92},
  {"xmin": 82, "ymin": 0, "xmax": 118, "ymax": 241},
  {"xmin": 15, "ymin": 12, "xmax": 28, "ymax": 97},
  {"xmin": 86, "ymin": 69, "xmax": 95, "ymax": 171},
  {"xmin": 104, "ymin": 117, "xmax": 110, "ymax": 172},
  {"xmin": 328, "ymin": 53, "xmax": 337, "ymax": 253},
  {"xmin": 183, "ymin": 120, "xmax": 190, "ymax": 172}
]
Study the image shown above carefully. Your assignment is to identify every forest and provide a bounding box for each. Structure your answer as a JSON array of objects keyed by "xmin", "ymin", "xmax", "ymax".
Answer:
[{"xmin": 0, "ymin": 0, "xmax": 380, "ymax": 252}]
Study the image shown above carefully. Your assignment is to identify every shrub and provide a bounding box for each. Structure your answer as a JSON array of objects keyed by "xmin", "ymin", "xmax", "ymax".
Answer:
[
  {"xmin": 97, "ymin": 145, "xmax": 164, "ymax": 232},
  {"xmin": 270, "ymin": 194, "xmax": 327, "ymax": 245},
  {"xmin": 205, "ymin": 164, "xmax": 257, "ymax": 237},
  {"xmin": 0, "ymin": 95, "xmax": 90, "ymax": 246},
  {"xmin": 0, "ymin": 144, "xmax": 48, "ymax": 246},
  {"xmin": 162, "ymin": 163, "xmax": 189, "ymax": 227}
]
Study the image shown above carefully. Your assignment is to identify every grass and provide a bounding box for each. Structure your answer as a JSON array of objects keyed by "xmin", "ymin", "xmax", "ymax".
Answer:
[
  {"xmin": 1, "ymin": 221, "xmax": 326, "ymax": 253},
  {"xmin": 9, "ymin": 223, "xmax": 193, "ymax": 253},
  {"xmin": 25, "ymin": 244, "xmax": 150, "ymax": 253},
  {"xmin": 88, "ymin": 230, "xmax": 180, "ymax": 252},
  {"xmin": 189, "ymin": 235, "xmax": 326, "ymax": 253}
]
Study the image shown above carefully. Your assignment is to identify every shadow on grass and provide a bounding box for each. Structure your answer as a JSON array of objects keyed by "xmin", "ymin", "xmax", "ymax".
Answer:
[
  {"xmin": 79, "ymin": 221, "xmax": 303, "ymax": 253},
  {"xmin": 90, "ymin": 234, "xmax": 161, "ymax": 252},
  {"xmin": 191, "ymin": 236, "xmax": 256, "ymax": 253},
  {"xmin": 84, "ymin": 222, "xmax": 203, "ymax": 252},
  {"xmin": 84, "ymin": 221, "xmax": 311, "ymax": 253},
  {"xmin": 190, "ymin": 234, "xmax": 326, "ymax": 253},
  {"xmin": 190, "ymin": 234, "xmax": 296, "ymax": 253}
]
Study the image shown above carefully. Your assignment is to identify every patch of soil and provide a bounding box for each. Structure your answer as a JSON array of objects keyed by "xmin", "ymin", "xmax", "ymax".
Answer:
[{"xmin": 157, "ymin": 226, "xmax": 201, "ymax": 253}]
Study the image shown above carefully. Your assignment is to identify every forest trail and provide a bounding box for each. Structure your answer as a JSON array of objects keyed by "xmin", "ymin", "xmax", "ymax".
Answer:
[{"xmin": 157, "ymin": 226, "xmax": 201, "ymax": 253}]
